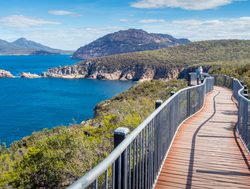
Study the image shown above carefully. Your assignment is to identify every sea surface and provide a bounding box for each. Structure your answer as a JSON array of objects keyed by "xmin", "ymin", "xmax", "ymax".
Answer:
[{"xmin": 0, "ymin": 55, "xmax": 134, "ymax": 146}]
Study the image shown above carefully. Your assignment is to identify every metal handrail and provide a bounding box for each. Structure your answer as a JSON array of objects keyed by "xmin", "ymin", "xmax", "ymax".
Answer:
[
  {"xmin": 68, "ymin": 76, "xmax": 214, "ymax": 189},
  {"xmin": 237, "ymin": 82, "xmax": 249, "ymax": 102},
  {"xmin": 234, "ymin": 79, "xmax": 250, "ymax": 154},
  {"xmin": 214, "ymin": 75, "xmax": 250, "ymax": 154}
]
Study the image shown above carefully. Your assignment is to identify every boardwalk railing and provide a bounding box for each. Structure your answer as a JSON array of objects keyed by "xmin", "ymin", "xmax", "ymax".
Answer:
[
  {"xmin": 214, "ymin": 75, "xmax": 250, "ymax": 154},
  {"xmin": 67, "ymin": 76, "xmax": 214, "ymax": 189}
]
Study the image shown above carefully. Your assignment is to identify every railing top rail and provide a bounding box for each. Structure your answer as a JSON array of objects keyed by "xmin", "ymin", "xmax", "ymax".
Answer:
[
  {"xmin": 67, "ymin": 76, "xmax": 214, "ymax": 189},
  {"xmin": 213, "ymin": 74, "xmax": 249, "ymax": 102},
  {"xmin": 235, "ymin": 78, "xmax": 250, "ymax": 103}
]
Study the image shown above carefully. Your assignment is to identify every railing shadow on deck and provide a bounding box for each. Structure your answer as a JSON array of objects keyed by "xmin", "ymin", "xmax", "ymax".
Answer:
[
  {"xmin": 214, "ymin": 75, "xmax": 250, "ymax": 173},
  {"xmin": 185, "ymin": 91, "xmax": 220, "ymax": 189},
  {"xmin": 67, "ymin": 76, "xmax": 214, "ymax": 189},
  {"xmin": 214, "ymin": 75, "xmax": 250, "ymax": 155}
]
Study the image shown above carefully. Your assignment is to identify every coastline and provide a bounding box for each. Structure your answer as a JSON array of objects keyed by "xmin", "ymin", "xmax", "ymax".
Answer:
[
  {"xmin": 0, "ymin": 54, "xmax": 30, "ymax": 56},
  {"xmin": 0, "ymin": 76, "xmax": 135, "ymax": 146},
  {"xmin": 0, "ymin": 79, "xmax": 187, "ymax": 188}
]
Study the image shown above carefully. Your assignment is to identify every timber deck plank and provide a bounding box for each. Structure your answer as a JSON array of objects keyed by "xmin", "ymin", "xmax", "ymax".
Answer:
[{"xmin": 155, "ymin": 87, "xmax": 250, "ymax": 189}]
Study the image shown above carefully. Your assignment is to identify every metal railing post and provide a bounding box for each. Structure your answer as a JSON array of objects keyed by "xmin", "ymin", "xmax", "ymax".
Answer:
[
  {"xmin": 243, "ymin": 85, "xmax": 248, "ymax": 99},
  {"xmin": 188, "ymin": 73, "xmax": 192, "ymax": 86},
  {"xmin": 155, "ymin": 100, "xmax": 163, "ymax": 109},
  {"xmin": 187, "ymin": 89, "xmax": 191, "ymax": 117},
  {"xmin": 66, "ymin": 76, "xmax": 214, "ymax": 189},
  {"xmin": 114, "ymin": 127, "xmax": 130, "ymax": 189},
  {"xmin": 224, "ymin": 75, "xmax": 227, "ymax": 87},
  {"xmin": 154, "ymin": 100, "xmax": 162, "ymax": 185}
]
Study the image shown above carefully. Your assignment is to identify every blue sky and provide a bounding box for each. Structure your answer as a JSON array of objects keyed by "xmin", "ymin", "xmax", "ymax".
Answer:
[{"xmin": 0, "ymin": 0, "xmax": 250, "ymax": 50}]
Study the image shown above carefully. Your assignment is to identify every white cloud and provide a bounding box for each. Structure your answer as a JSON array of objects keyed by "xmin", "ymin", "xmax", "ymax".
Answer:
[
  {"xmin": 48, "ymin": 10, "xmax": 81, "ymax": 17},
  {"xmin": 1, "ymin": 16, "xmax": 250, "ymax": 51},
  {"xmin": 139, "ymin": 19, "xmax": 165, "ymax": 23},
  {"xmin": 131, "ymin": 0, "xmax": 234, "ymax": 10},
  {"xmin": 0, "ymin": 26, "xmax": 123, "ymax": 50},
  {"xmin": 0, "ymin": 15, "xmax": 60, "ymax": 28},
  {"xmin": 119, "ymin": 19, "xmax": 129, "ymax": 22},
  {"xmin": 140, "ymin": 17, "xmax": 250, "ymax": 41}
]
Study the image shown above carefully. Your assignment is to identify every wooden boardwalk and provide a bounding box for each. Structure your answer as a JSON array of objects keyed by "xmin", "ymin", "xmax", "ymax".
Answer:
[{"xmin": 155, "ymin": 86, "xmax": 250, "ymax": 189}]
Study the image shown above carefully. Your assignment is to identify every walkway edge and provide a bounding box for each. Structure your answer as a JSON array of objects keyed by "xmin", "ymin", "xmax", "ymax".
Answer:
[{"xmin": 152, "ymin": 90, "xmax": 214, "ymax": 189}]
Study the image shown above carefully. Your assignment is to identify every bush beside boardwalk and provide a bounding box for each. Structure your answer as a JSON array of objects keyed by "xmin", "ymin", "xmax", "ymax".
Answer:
[
  {"xmin": 1, "ymin": 39, "xmax": 250, "ymax": 188},
  {"xmin": 0, "ymin": 79, "xmax": 186, "ymax": 188},
  {"xmin": 209, "ymin": 60, "xmax": 250, "ymax": 88},
  {"xmin": 190, "ymin": 60, "xmax": 250, "ymax": 88}
]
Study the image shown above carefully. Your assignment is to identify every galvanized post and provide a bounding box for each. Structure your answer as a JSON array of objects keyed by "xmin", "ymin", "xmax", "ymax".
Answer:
[
  {"xmin": 155, "ymin": 100, "xmax": 163, "ymax": 109},
  {"xmin": 154, "ymin": 100, "xmax": 162, "ymax": 185},
  {"xmin": 231, "ymin": 77, "xmax": 234, "ymax": 90},
  {"xmin": 114, "ymin": 127, "xmax": 130, "ymax": 189},
  {"xmin": 223, "ymin": 75, "xmax": 226, "ymax": 87},
  {"xmin": 243, "ymin": 85, "xmax": 248, "ymax": 99},
  {"xmin": 197, "ymin": 77, "xmax": 199, "ymax": 85},
  {"xmin": 187, "ymin": 89, "xmax": 191, "ymax": 117},
  {"xmin": 188, "ymin": 73, "xmax": 192, "ymax": 86}
]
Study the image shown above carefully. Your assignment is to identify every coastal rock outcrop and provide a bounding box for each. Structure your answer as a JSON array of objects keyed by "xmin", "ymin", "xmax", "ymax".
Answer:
[
  {"xmin": 44, "ymin": 39, "xmax": 247, "ymax": 81},
  {"xmin": 20, "ymin": 72, "xmax": 41, "ymax": 78},
  {"xmin": 42, "ymin": 60, "xmax": 182, "ymax": 81},
  {"xmin": 0, "ymin": 69, "xmax": 14, "ymax": 78}
]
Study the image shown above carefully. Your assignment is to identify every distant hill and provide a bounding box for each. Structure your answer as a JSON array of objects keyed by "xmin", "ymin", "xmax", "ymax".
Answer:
[
  {"xmin": 45, "ymin": 40, "xmax": 250, "ymax": 81},
  {"xmin": 30, "ymin": 50, "xmax": 60, "ymax": 56},
  {"xmin": 0, "ymin": 38, "xmax": 72, "ymax": 55},
  {"xmin": 72, "ymin": 29, "xmax": 190, "ymax": 59}
]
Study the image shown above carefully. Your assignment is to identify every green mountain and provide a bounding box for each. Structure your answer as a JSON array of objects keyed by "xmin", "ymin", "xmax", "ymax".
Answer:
[
  {"xmin": 72, "ymin": 29, "xmax": 190, "ymax": 59},
  {"xmin": 0, "ymin": 38, "xmax": 72, "ymax": 55}
]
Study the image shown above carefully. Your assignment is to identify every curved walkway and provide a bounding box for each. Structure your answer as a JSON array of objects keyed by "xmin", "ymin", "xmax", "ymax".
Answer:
[{"xmin": 155, "ymin": 86, "xmax": 250, "ymax": 189}]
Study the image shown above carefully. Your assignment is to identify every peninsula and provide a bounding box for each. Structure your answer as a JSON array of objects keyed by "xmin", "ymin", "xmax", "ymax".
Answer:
[{"xmin": 43, "ymin": 40, "xmax": 250, "ymax": 82}]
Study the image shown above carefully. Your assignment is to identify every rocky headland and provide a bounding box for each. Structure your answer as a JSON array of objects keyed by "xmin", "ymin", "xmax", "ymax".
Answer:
[
  {"xmin": 43, "ymin": 40, "xmax": 250, "ymax": 82},
  {"xmin": 42, "ymin": 60, "xmax": 181, "ymax": 81},
  {"xmin": 20, "ymin": 72, "xmax": 41, "ymax": 78},
  {"xmin": 0, "ymin": 69, "xmax": 14, "ymax": 78}
]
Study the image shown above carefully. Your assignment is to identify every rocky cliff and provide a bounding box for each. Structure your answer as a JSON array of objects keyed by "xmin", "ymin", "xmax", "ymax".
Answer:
[
  {"xmin": 73, "ymin": 29, "xmax": 190, "ymax": 59},
  {"xmin": 20, "ymin": 72, "xmax": 41, "ymax": 78},
  {"xmin": 42, "ymin": 61, "xmax": 181, "ymax": 81},
  {"xmin": 0, "ymin": 69, "xmax": 14, "ymax": 78},
  {"xmin": 44, "ymin": 40, "xmax": 250, "ymax": 81}
]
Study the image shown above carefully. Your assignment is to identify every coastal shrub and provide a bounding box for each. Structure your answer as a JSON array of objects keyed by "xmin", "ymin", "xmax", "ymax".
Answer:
[
  {"xmin": 85, "ymin": 40, "xmax": 250, "ymax": 71},
  {"xmin": 0, "ymin": 79, "xmax": 186, "ymax": 188},
  {"xmin": 196, "ymin": 60, "xmax": 250, "ymax": 88},
  {"xmin": 2, "ymin": 40, "xmax": 250, "ymax": 188}
]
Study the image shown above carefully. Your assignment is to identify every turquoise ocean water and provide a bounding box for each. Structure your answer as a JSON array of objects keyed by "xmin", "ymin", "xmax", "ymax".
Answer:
[{"xmin": 0, "ymin": 55, "xmax": 134, "ymax": 146}]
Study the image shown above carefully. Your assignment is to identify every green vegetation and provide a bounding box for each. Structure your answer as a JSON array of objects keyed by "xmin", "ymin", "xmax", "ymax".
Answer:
[
  {"xmin": 87, "ymin": 39, "xmax": 250, "ymax": 86},
  {"xmin": 83, "ymin": 40, "xmax": 250, "ymax": 85},
  {"xmin": 1, "ymin": 39, "xmax": 250, "ymax": 188},
  {"xmin": 207, "ymin": 60, "xmax": 250, "ymax": 88},
  {"xmin": 0, "ymin": 79, "xmax": 186, "ymax": 188},
  {"xmin": 190, "ymin": 59, "xmax": 250, "ymax": 88},
  {"xmin": 86, "ymin": 40, "xmax": 250, "ymax": 69}
]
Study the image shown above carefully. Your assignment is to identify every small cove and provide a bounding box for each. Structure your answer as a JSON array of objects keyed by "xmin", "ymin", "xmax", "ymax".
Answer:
[{"xmin": 0, "ymin": 55, "xmax": 134, "ymax": 145}]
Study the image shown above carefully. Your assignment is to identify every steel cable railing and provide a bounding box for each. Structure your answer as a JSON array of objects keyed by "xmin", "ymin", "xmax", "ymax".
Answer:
[{"xmin": 67, "ymin": 76, "xmax": 214, "ymax": 189}]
